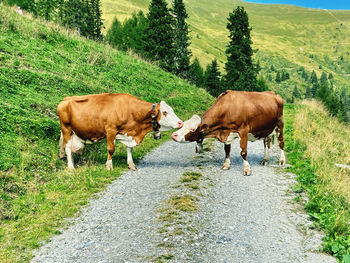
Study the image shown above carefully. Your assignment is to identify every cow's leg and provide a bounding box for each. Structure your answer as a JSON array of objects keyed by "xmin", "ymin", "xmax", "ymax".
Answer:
[
  {"xmin": 196, "ymin": 142, "xmax": 203, "ymax": 153},
  {"xmin": 59, "ymin": 132, "xmax": 66, "ymax": 159},
  {"xmin": 127, "ymin": 147, "xmax": 137, "ymax": 171},
  {"xmin": 277, "ymin": 119, "xmax": 286, "ymax": 166},
  {"xmin": 261, "ymin": 136, "xmax": 271, "ymax": 165},
  {"xmin": 222, "ymin": 144, "xmax": 231, "ymax": 170},
  {"xmin": 106, "ymin": 129, "xmax": 117, "ymax": 170},
  {"xmin": 60, "ymin": 122, "xmax": 74, "ymax": 170},
  {"xmin": 239, "ymin": 131, "xmax": 251, "ymax": 176}
]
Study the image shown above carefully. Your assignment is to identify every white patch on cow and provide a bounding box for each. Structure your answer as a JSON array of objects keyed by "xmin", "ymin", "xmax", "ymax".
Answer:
[
  {"xmin": 243, "ymin": 159, "xmax": 251, "ymax": 175},
  {"xmin": 158, "ymin": 101, "xmax": 182, "ymax": 131},
  {"xmin": 106, "ymin": 159, "xmax": 113, "ymax": 170},
  {"xmin": 126, "ymin": 147, "xmax": 136, "ymax": 170},
  {"xmin": 115, "ymin": 134, "xmax": 137, "ymax": 148},
  {"xmin": 71, "ymin": 134, "xmax": 86, "ymax": 154},
  {"xmin": 225, "ymin": 132, "xmax": 239, "ymax": 145},
  {"xmin": 172, "ymin": 114, "xmax": 201, "ymax": 143},
  {"xmin": 65, "ymin": 138, "xmax": 75, "ymax": 170},
  {"xmin": 263, "ymin": 143, "xmax": 269, "ymax": 164},
  {"xmin": 247, "ymin": 133, "xmax": 259, "ymax": 142}
]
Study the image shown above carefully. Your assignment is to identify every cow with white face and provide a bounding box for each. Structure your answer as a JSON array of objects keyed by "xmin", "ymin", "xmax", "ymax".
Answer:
[
  {"xmin": 171, "ymin": 90, "xmax": 285, "ymax": 176},
  {"xmin": 58, "ymin": 93, "xmax": 183, "ymax": 170}
]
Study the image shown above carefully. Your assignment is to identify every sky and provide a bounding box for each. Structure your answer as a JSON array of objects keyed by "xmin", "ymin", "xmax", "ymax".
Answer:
[{"xmin": 242, "ymin": 0, "xmax": 350, "ymax": 10}]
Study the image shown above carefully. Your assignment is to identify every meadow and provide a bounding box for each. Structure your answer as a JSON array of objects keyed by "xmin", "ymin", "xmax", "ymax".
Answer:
[{"xmin": 285, "ymin": 101, "xmax": 350, "ymax": 261}]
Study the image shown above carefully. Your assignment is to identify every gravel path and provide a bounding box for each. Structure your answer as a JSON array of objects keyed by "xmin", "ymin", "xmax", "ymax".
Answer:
[{"xmin": 32, "ymin": 139, "xmax": 336, "ymax": 263}]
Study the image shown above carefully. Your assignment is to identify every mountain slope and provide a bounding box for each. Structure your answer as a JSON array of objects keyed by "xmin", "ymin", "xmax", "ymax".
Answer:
[{"xmin": 101, "ymin": 0, "xmax": 350, "ymax": 99}]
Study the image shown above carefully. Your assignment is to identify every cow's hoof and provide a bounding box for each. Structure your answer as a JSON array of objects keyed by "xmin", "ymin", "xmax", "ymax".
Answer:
[
  {"xmin": 128, "ymin": 165, "xmax": 137, "ymax": 171},
  {"xmin": 243, "ymin": 169, "xmax": 251, "ymax": 176},
  {"xmin": 67, "ymin": 166, "xmax": 75, "ymax": 171},
  {"xmin": 106, "ymin": 160, "xmax": 113, "ymax": 170},
  {"xmin": 221, "ymin": 164, "xmax": 230, "ymax": 170},
  {"xmin": 279, "ymin": 160, "xmax": 285, "ymax": 166},
  {"xmin": 261, "ymin": 159, "xmax": 268, "ymax": 166}
]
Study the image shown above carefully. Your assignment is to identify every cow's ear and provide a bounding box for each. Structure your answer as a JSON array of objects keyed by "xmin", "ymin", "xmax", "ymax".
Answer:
[{"xmin": 151, "ymin": 103, "xmax": 160, "ymax": 118}]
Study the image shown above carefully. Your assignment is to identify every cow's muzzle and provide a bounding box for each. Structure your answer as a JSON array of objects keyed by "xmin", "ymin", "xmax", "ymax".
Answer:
[{"xmin": 153, "ymin": 131, "xmax": 161, "ymax": 140}]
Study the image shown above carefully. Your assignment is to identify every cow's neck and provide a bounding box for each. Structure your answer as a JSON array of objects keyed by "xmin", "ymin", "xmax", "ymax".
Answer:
[{"xmin": 124, "ymin": 101, "xmax": 158, "ymax": 144}]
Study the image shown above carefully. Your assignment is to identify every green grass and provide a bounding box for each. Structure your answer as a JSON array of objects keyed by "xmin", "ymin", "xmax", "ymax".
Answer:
[
  {"xmin": 284, "ymin": 102, "xmax": 350, "ymax": 263},
  {"xmin": 0, "ymin": 4, "xmax": 214, "ymax": 262},
  {"xmin": 101, "ymin": 0, "xmax": 350, "ymax": 101}
]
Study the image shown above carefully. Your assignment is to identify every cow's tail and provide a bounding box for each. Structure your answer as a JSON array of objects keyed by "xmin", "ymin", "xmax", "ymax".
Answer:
[{"xmin": 59, "ymin": 132, "xmax": 66, "ymax": 159}]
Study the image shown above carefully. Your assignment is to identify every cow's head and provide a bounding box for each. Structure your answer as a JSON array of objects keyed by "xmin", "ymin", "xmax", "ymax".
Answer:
[
  {"xmin": 155, "ymin": 101, "xmax": 183, "ymax": 131},
  {"xmin": 171, "ymin": 114, "xmax": 202, "ymax": 143}
]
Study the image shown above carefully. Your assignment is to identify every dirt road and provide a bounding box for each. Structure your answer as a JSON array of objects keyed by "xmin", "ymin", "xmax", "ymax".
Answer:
[{"xmin": 32, "ymin": 139, "xmax": 336, "ymax": 263}]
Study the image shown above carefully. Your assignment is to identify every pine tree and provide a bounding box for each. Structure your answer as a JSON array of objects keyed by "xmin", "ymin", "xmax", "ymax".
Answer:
[
  {"xmin": 205, "ymin": 59, "xmax": 222, "ymax": 97},
  {"xmin": 60, "ymin": 0, "xmax": 103, "ymax": 40},
  {"xmin": 311, "ymin": 82, "xmax": 319, "ymax": 98},
  {"xmin": 223, "ymin": 6, "xmax": 259, "ymax": 91},
  {"xmin": 292, "ymin": 85, "xmax": 301, "ymax": 99},
  {"xmin": 305, "ymin": 86, "xmax": 312, "ymax": 98},
  {"xmin": 320, "ymin": 72, "xmax": 328, "ymax": 85},
  {"xmin": 129, "ymin": 11, "xmax": 148, "ymax": 54},
  {"xmin": 310, "ymin": 70, "xmax": 318, "ymax": 83},
  {"xmin": 91, "ymin": 0, "xmax": 103, "ymax": 40},
  {"xmin": 188, "ymin": 57, "xmax": 204, "ymax": 87},
  {"xmin": 106, "ymin": 17, "xmax": 125, "ymax": 50},
  {"xmin": 171, "ymin": 0, "xmax": 191, "ymax": 78},
  {"xmin": 145, "ymin": 0, "xmax": 174, "ymax": 70}
]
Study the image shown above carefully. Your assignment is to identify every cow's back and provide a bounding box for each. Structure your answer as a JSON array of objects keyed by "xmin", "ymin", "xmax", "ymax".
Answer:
[
  {"xmin": 203, "ymin": 90, "xmax": 283, "ymax": 136},
  {"xmin": 57, "ymin": 93, "xmax": 142, "ymax": 140}
]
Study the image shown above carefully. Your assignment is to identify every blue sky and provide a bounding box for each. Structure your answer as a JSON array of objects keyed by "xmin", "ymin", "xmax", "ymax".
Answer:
[{"xmin": 242, "ymin": 0, "xmax": 350, "ymax": 10}]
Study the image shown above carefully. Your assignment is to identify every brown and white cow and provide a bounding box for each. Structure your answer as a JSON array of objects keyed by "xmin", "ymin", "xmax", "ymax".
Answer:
[
  {"xmin": 58, "ymin": 93, "xmax": 183, "ymax": 170},
  {"xmin": 171, "ymin": 90, "xmax": 285, "ymax": 175}
]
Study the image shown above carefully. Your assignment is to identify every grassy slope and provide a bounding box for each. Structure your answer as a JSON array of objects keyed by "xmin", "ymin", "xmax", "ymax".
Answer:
[
  {"xmin": 0, "ymin": 4, "xmax": 214, "ymax": 262},
  {"xmin": 285, "ymin": 100, "xmax": 350, "ymax": 262},
  {"xmin": 101, "ymin": 0, "xmax": 350, "ymax": 99}
]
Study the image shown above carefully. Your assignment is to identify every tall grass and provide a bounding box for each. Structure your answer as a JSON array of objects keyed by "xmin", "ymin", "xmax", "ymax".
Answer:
[{"xmin": 285, "ymin": 101, "xmax": 350, "ymax": 262}]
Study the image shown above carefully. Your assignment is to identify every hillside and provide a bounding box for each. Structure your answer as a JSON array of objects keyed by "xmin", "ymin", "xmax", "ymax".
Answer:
[
  {"xmin": 101, "ymin": 0, "xmax": 350, "ymax": 100},
  {"xmin": 0, "ymin": 3, "xmax": 213, "ymax": 261}
]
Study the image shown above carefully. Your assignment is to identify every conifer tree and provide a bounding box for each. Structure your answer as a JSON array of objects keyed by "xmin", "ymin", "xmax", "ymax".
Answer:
[
  {"xmin": 106, "ymin": 17, "xmax": 125, "ymax": 50},
  {"xmin": 205, "ymin": 59, "xmax": 222, "ymax": 97},
  {"xmin": 91, "ymin": 0, "xmax": 103, "ymax": 40},
  {"xmin": 60, "ymin": 0, "xmax": 103, "ymax": 40},
  {"xmin": 305, "ymin": 86, "xmax": 312, "ymax": 98},
  {"xmin": 292, "ymin": 85, "xmax": 301, "ymax": 99},
  {"xmin": 145, "ymin": 0, "xmax": 174, "ymax": 70},
  {"xmin": 223, "ymin": 6, "xmax": 259, "ymax": 91},
  {"xmin": 311, "ymin": 82, "xmax": 319, "ymax": 98},
  {"xmin": 320, "ymin": 72, "xmax": 328, "ymax": 85},
  {"xmin": 171, "ymin": 0, "xmax": 191, "ymax": 78},
  {"xmin": 310, "ymin": 70, "xmax": 318, "ymax": 83},
  {"xmin": 188, "ymin": 57, "xmax": 204, "ymax": 87},
  {"xmin": 127, "ymin": 11, "xmax": 148, "ymax": 54}
]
